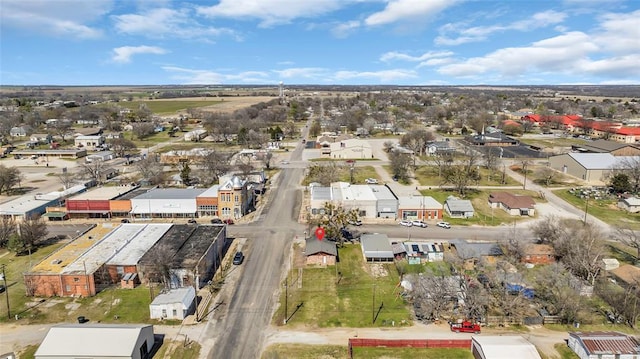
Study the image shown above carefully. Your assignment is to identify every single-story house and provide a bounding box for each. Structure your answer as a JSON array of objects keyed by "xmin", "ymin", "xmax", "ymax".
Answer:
[
  {"xmin": 521, "ymin": 244, "xmax": 555, "ymax": 265},
  {"xmin": 86, "ymin": 151, "xmax": 115, "ymax": 162},
  {"xmin": 149, "ymin": 287, "xmax": 196, "ymax": 320},
  {"xmin": 444, "ymin": 196, "xmax": 475, "ymax": 218},
  {"xmin": 360, "ymin": 233, "xmax": 394, "ymax": 262},
  {"xmin": 35, "ymin": 323, "xmax": 155, "ymax": 359},
  {"xmin": 618, "ymin": 197, "xmax": 640, "ymax": 213},
  {"xmin": 404, "ymin": 242, "xmax": 444, "ymax": 263},
  {"xmin": 398, "ymin": 196, "xmax": 442, "ymax": 221},
  {"xmin": 472, "ymin": 336, "xmax": 541, "ymax": 359},
  {"xmin": 609, "ymin": 264, "xmax": 640, "ymax": 289},
  {"xmin": 488, "ymin": 192, "xmax": 535, "ymax": 216},
  {"xmin": 10, "ymin": 125, "xmax": 31, "ymax": 137},
  {"xmin": 568, "ymin": 331, "xmax": 640, "ymax": 359},
  {"xmin": 74, "ymin": 135, "xmax": 105, "ymax": 150},
  {"xmin": 74, "ymin": 127, "xmax": 102, "ymax": 136},
  {"xmin": 30, "ymin": 133, "xmax": 53, "ymax": 144},
  {"xmin": 427, "ymin": 141, "xmax": 455, "ymax": 156},
  {"xmin": 449, "ymin": 239, "xmax": 503, "ymax": 270},
  {"xmin": 305, "ymin": 237, "xmax": 337, "ymax": 266}
]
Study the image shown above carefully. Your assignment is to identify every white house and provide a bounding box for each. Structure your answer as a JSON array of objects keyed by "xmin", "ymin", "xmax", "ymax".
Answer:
[
  {"xmin": 444, "ymin": 196, "xmax": 475, "ymax": 218},
  {"xmin": 568, "ymin": 331, "xmax": 640, "ymax": 359},
  {"xmin": 35, "ymin": 323, "xmax": 155, "ymax": 359},
  {"xmin": 74, "ymin": 135, "xmax": 105, "ymax": 150},
  {"xmin": 184, "ymin": 129, "xmax": 208, "ymax": 141},
  {"xmin": 149, "ymin": 287, "xmax": 196, "ymax": 320}
]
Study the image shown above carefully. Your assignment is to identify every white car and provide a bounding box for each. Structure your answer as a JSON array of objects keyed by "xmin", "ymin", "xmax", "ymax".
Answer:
[
  {"xmin": 411, "ymin": 220, "xmax": 428, "ymax": 228},
  {"xmin": 399, "ymin": 220, "xmax": 413, "ymax": 227},
  {"xmin": 365, "ymin": 178, "xmax": 378, "ymax": 184},
  {"xmin": 437, "ymin": 221, "xmax": 451, "ymax": 229}
]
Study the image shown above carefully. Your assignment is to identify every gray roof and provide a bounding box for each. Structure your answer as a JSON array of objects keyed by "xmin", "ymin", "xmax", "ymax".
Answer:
[
  {"xmin": 35, "ymin": 323, "xmax": 153, "ymax": 357},
  {"xmin": 566, "ymin": 152, "xmax": 617, "ymax": 170},
  {"xmin": 449, "ymin": 239, "xmax": 503, "ymax": 259},
  {"xmin": 134, "ymin": 188, "xmax": 207, "ymax": 200},
  {"xmin": 577, "ymin": 139, "xmax": 631, "ymax": 153},
  {"xmin": 311, "ymin": 186, "xmax": 333, "ymax": 201},
  {"xmin": 305, "ymin": 238, "xmax": 337, "ymax": 256},
  {"xmin": 361, "ymin": 233, "xmax": 394, "ymax": 259},
  {"xmin": 445, "ymin": 198, "xmax": 474, "ymax": 212},
  {"xmin": 150, "ymin": 287, "xmax": 195, "ymax": 306},
  {"xmin": 369, "ymin": 185, "xmax": 398, "ymax": 200}
]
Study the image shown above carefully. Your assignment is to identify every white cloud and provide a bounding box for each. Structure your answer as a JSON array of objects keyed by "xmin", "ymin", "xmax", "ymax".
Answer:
[
  {"xmin": 163, "ymin": 66, "xmax": 271, "ymax": 84},
  {"xmin": 112, "ymin": 46, "xmax": 168, "ymax": 64},
  {"xmin": 331, "ymin": 21, "xmax": 361, "ymax": 38},
  {"xmin": 273, "ymin": 68, "xmax": 329, "ymax": 79},
  {"xmin": 380, "ymin": 50, "xmax": 453, "ymax": 63},
  {"xmin": 436, "ymin": 10, "xmax": 567, "ymax": 46},
  {"xmin": 196, "ymin": 0, "xmax": 344, "ymax": 27},
  {"xmin": 592, "ymin": 10, "xmax": 640, "ymax": 54},
  {"xmin": 0, "ymin": 0, "xmax": 111, "ymax": 39},
  {"xmin": 333, "ymin": 69, "xmax": 418, "ymax": 83},
  {"xmin": 365, "ymin": 0, "xmax": 456, "ymax": 27},
  {"xmin": 112, "ymin": 7, "xmax": 238, "ymax": 40}
]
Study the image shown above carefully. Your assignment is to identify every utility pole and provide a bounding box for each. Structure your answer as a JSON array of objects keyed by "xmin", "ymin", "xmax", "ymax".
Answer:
[
  {"xmin": 372, "ymin": 283, "xmax": 376, "ymax": 324},
  {"xmin": 1, "ymin": 264, "xmax": 10, "ymax": 319},
  {"xmin": 284, "ymin": 280, "xmax": 288, "ymax": 324},
  {"xmin": 583, "ymin": 196, "xmax": 589, "ymax": 225}
]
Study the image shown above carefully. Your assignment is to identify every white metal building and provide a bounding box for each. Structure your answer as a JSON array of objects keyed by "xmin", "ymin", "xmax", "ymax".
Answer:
[
  {"xmin": 35, "ymin": 323, "xmax": 155, "ymax": 359},
  {"xmin": 149, "ymin": 287, "xmax": 196, "ymax": 320},
  {"xmin": 130, "ymin": 188, "xmax": 206, "ymax": 219},
  {"xmin": 74, "ymin": 135, "xmax": 105, "ymax": 150},
  {"xmin": 471, "ymin": 336, "xmax": 541, "ymax": 359},
  {"xmin": 360, "ymin": 233, "xmax": 394, "ymax": 262}
]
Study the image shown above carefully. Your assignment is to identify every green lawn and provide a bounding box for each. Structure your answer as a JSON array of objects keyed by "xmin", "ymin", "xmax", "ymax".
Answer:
[
  {"xmin": 302, "ymin": 165, "xmax": 380, "ymax": 186},
  {"xmin": 352, "ymin": 347, "xmax": 473, "ymax": 359},
  {"xmin": 418, "ymin": 188, "xmax": 544, "ymax": 227},
  {"xmin": 274, "ymin": 244, "xmax": 412, "ymax": 328},
  {"xmin": 117, "ymin": 100, "xmax": 223, "ymax": 114},
  {"xmin": 552, "ymin": 189, "xmax": 640, "ymax": 229},
  {"xmin": 552, "ymin": 343, "xmax": 580, "ymax": 359},
  {"xmin": 414, "ymin": 165, "xmax": 520, "ymax": 187},
  {"xmin": 262, "ymin": 344, "xmax": 349, "ymax": 359}
]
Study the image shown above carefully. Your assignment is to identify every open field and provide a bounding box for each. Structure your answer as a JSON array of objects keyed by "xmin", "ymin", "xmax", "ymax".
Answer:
[
  {"xmin": 273, "ymin": 244, "xmax": 412, "ymax": 328},
  {"xmin": 552, "ymin": 189, "xmax": 640, "ymax": 229},
  {"xmin": 261, "ymin": 344, "xmax": 474, "ymax": 359},
  {"xmin": 116, "ymin": 96, "xmax": 275, "ymax": 115}
]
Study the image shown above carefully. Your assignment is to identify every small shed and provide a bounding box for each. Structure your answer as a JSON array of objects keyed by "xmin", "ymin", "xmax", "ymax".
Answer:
[
  {"xmin": 601, "ymin": 258, "xmax": 620, "ymax": 271},
  {"xmin": 121, "ymin": 272, "xmax": 139, "ymax": 289},
  {"xmin": 568, "ymin": 331, "xmax": 640, "ymax": 359},
  {"xmin": 618, "ymin": 197, "xmax": 640, "ymax": 213},
  {"xmin": 360, "ymin": 233, "xmax": 394, "ymax": 262},
  {"xmin": 305, "ymin": 238, "xmax": 337, "ymax": 266},
  {"xmin": 149, "ymin": 287, "xmax": 196, "ymax": 320}
]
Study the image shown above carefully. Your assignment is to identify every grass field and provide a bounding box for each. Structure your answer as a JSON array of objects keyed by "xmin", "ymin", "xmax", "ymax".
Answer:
[
  {"xmin": 261, "ymin": 344, "xmax": 473, "ymax": 359},
  {"xmin": 301, "ymin": 165, "xmax": 380, "ymax": 186},
  {"xmin": 414, "ymin": 165, "xmax": 520, "ymax": 187},
  {"xmin": 552, "ymin": 189, "xmax": 640, "ymax": 228},
  {"xmin": 418, "ymin": 188, "xmax": 545, "ymax": 227},
  {"xmin": 273, "ymin": 244, "xmax": 412, "ymax": 328},
  {"xmin": 116, "ymin": 100, "xmax": 223, "ymax": 114}
]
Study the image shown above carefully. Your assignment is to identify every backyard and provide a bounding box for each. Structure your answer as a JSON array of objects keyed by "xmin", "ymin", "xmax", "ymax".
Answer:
[{"xmin": 273, "ymin": 244, "xmax": 412, "ymax": 328}]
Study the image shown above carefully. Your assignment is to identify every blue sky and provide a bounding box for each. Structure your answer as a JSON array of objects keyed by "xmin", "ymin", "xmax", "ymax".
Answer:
[{"xmin": 1, "ymin": 0, "xmax": 639, "ymax": 86}]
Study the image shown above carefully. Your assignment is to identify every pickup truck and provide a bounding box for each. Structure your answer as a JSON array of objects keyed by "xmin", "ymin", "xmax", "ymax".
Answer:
[{"xmin": 450, "ymin": 321, "xmax": 481, "ymax": 334}]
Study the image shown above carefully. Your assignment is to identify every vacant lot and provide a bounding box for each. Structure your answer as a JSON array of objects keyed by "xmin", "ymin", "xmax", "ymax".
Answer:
[
  {"xmin": 553, "ymin": 189, "xmax": 640, "ymax": 228},
  {"xmin": 261, "ymin": 344, "xmax": 473, "ymax": 359},
  {"xmin": 273, "ymin": 244, "xmax": 412, "ymax": 328},
  {"xmin": 117, "ymin": 96, "xmax": 274, "ymax": 115}
]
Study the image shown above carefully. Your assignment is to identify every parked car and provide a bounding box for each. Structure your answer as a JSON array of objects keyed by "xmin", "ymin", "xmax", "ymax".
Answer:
[
  {"xmin": 210, "ymin": 218, "xmax": 223, "ymax": 224},
  {"xmin": 348, "ymin": 219, "xmax": 363, "ymax": 226},
  {"xmin": 232, "ymin": 251, "xmax": 244, "ymax": 265},
  {"xmin": 0, "ymin": 284, "xmax": 5, "ymax": 293},
  {"xmin": 399, "ymin": 220, "xmax": 412, "ymax": 227},
  {"xmin": 187, "ymin": 219, "xmax": 197, "ymax": 224},
  {"xmin": 120, "ymin": 218, "xmax": 130, "ymax": 223},
  {"xmin": 365, "ymin": 178, "xmax": 378, "ymax": 184},
  {"xmin": 450, "ymin": 321, "xmax": 481, "ymax": 334},
  {"xmin": 436, "ymin": 221, "xmax": 451, "ymax": 229},
  {"xmin": 411, "ymin": 220, "xmax": 428, "ymax": 228},
  {"xmin": 223, "ymin": 219, "xmax": 235, "ymax": 225}
]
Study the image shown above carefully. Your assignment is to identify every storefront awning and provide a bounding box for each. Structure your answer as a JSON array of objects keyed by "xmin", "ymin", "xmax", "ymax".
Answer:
[{"xmin": 42, "ymin": 211, "xmax": 67, "ymax": 218}]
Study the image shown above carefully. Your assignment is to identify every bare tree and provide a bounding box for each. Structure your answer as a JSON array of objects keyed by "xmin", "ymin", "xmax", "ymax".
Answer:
[
  {"xmin": 307, "ymin": 162, "xmax": 343, "ymax": 186},
  {"xmin": 9, "ymin": 215, "xmax": 48, "ymax": 255},
  {"xmin": 262, "ymin": 151, "xmax": 274, "ymax": 170},
  {"xmin": 134, "ymin": 155, "xmax": 165, "ymax": 185},
  {"xmin": 144, "ymin": 243, "xmax": 175, "ymax": 289},
  {"xmin": 57, "ymin": 168, "xmax": 78, "ymax": 189},
  {"xmin": 532, "ymin": 263, "xmax": 584, "ymax": 324},
  {"xmin": 0, "ymin": 165, "xmax": 23, "ymax": 194},
  {"xmin": 131, "ymin": 122, "xmax": 155, "ymax": 140},
  {"xmin": 596, "ymin": 279, "xmax": 640, "ymax": 328},
  {"xmin": 47, "ymin": 119, "xmax": 72, "ymax": 143},
  {"xmin": 389, "ymin": 150, "xmax": 412, "ymax": 182},
  {"xmin": 615, "ymin": 157, "xmax": 640, "ymax": 193},
  {"xmin": 107, "ymin": 137, "xmax": 137, "ymax": 158},
  {"xmin": 0, "ymin": 216, "xmax": 16, "ymax": 248},
  {"xmin": 614, "ymin": 226, "xmax": 640, "ymax": 260},
  {"xmin": 197, "ymin": 150, "xmax": 231, "ymax": 185},
  {"xmin": 80, "ymin": 160, "xmax": 107, "ymax": 185},
  {"xmin": 410, "ymin": 268, "xmax": 458, "ymax": 322},
  {"xmin": 538, "ymin": 167, "xmax": 558, "ymax": 187},
  {"xmin": 313, "ymin": 202, "xmax": 359, "ymax": 246}
]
